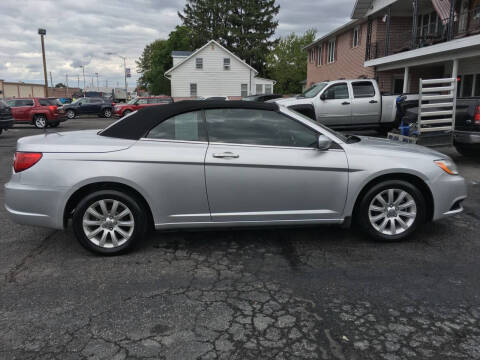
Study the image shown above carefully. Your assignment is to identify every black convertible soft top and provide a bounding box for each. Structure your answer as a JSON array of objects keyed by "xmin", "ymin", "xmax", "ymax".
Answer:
[{"xmin": 100, "ymin": 100, "xmax": 279, "ymax": 140}]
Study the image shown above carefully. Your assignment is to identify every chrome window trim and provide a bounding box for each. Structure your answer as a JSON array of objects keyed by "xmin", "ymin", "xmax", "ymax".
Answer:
[{"xmin": 140, "ymin": 138, "xmax": 208, "ymax": 145}]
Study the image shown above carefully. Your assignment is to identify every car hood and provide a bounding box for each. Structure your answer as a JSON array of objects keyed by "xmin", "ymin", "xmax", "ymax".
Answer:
[
  {"xmin": 273, "ymin": 96, "xmax": 313, "ymax": 107},
  {"xmin": 352, "ymin": 136, "xmax": 448, "ymax": 158},
  {"xmin": 16, "ymin": 130, "xmax": 136, "ymax": 153}
]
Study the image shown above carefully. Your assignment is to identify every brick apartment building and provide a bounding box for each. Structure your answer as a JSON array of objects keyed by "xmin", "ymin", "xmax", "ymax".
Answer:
[{"xmin": 306, "ymin": 0, "xmax": 480, "ymax": 96}]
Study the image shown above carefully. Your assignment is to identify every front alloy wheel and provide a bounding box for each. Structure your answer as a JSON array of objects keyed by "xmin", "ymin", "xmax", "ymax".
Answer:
[
  {"xmin": 357, "ymin": 180, "xmax": 425, "ymax": 241},
  {"xmin": 73, "ymin": 190, "xmax": 147, "ymax": 255},
  {"xmin": 66, "ymin": 109, "xmax": 75, "ymax": 119}
]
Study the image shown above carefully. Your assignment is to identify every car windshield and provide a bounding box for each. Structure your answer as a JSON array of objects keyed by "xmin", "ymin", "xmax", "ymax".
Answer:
[
  {"xmin": 301, "ymin": 83, "xmax": 328, "ymax": 98},
  {"xmin": 71, "ymin": 98, "xmax": 83, "ymax": 105},
  {"xmin": 127, "ymin": 98, "xmax": 138, "ymax": 104}
]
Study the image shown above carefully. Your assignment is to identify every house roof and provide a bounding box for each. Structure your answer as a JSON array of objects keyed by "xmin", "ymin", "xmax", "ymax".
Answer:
[
  {"xmin": 304, "ymin": 19, "xmax": 361, "ymax": 50},
  {"xmin": 165, "ymin": 40, "xmax": 259, "ymax": 76},
  {"xmin": 351, "ymin": 0, "xmax": 373, "ymax": 19},
  {"xmin": 171, "ymin": 51, "xmax": 193, "ymax": 57}
]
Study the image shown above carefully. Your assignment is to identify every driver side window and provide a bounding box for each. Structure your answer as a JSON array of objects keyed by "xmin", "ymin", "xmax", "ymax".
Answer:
[
  {"xmin": 323, "ymin": 83, "xmax": 349, "ymax": 100},
  {"xmin": 205, "ymin": 109, "xmax": 318, "ymax": 148},
  {"xmin": 137, "ymin": 99, "xmax": 148, "ymax": 104}
]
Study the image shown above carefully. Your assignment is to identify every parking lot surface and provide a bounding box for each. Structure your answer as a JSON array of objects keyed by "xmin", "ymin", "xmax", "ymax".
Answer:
[{"xmin": 1, "ymin": 119, "xmax": 480, "ymax": 360}]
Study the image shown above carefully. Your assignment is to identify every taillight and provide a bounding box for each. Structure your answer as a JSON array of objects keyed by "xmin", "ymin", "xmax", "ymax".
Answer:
[
  {"xmin": 48, "ymin": 105, "xmax": 57, "ymax": 112},
  {"xmin": 474, "ymin": 105, "xmax": 480, "ymax": 124},
  {"xmin": 13, "ymin": 152, "xmax": 42, "ymax": 172}
]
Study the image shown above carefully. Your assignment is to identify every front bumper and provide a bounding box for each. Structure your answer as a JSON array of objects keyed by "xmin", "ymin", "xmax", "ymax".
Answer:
[
  {"xmin": 430, "ymin": 173, "xmax": 467, "ymax": 221},
  {"xmin": 454, "ymin": 130, "xmax": 480, "ymax": 145},
  {"xmin": 4, "ymin": 181, "xmax": 68, "ymax": 229}
]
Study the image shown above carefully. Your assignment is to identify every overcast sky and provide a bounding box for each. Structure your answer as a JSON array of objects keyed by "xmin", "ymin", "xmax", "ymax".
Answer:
[{"xmin": 0, "ymin": 0, "xmax": 354, "ymax": 89}]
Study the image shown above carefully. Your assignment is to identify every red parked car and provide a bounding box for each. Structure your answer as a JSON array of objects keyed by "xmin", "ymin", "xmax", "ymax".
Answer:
[
  {"xmin": 6, "ymin": 97, "xmax": 66, "ymax": 129},
  {"xmin": 113, "ymin": 96, "xmax": 173, "ymax": 117}
]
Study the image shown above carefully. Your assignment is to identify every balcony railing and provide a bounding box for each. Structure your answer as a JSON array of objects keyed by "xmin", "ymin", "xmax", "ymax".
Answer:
[{"xmin": 366, "ymin": 7, "xmax": 480, "ymax": 61}]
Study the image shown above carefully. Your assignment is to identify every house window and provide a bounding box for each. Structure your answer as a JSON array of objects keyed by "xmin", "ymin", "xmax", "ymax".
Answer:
[
  {"xmin": 241, "ymin": 83, "xmax": 248, "ymax": 97},
  {"xmin": 352, "ymin": 26, "xmax": 360, "ymax": 48},
  {"xmin": 327, "ymin": 39, "xmax": 336, "ymax": 63},
  {"xmin": 461, "ymin": 74, "xmax": 474, "ymax": 97},
  {"xmin": 196, "ymin": 58, "xmax": 203, "ymax": 69},
  {"xmin": 264, "ymin": 84, "xmax": 272, "ymax": 94},
  {"xmin": 190, "ymin": 83, "xmax": 197, "ymax": 97},
  {"xmin": 256, "ymin": 84, "xmax": 263, "ymax": 94},
  {"xmin": 317, "ymin": 45, "xmax": 322, "ymax": 66},
  {"xmin": 309, "ymin": 48, "xmax": 315, "ymax": 64},
  {"xmin": 224, "ymin": 58, "xmax": 230, "ymax": 70}
]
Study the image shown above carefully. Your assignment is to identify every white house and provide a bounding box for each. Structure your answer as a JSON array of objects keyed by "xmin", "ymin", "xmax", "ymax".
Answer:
[{"xmin": 164, "ymin": 40, "xmax": 276, "ymax": 98}]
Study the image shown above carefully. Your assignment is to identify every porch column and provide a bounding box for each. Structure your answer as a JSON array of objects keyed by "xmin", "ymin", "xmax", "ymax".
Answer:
[
  {"xmin": 411, "ymin": 0, "xmax": 419, "ymax": 49},
  {"xmin": 403, "ymin": 66, "xmax": 410, "ymax": 94},
  {"xmin": 452, "ymin": 58, "xmax": 459, "ymax": 82},
  {"xmin": 448, "ymin": 0, "xmax": 456, "ymax": 41},
  {"xmin": 384, "ymin": 5, "xmax": 391, "ymax": 56}
]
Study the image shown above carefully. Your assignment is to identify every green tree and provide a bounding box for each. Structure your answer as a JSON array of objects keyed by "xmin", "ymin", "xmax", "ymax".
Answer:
[
  {"xmin": 178, "ymin": 0, "xmax": 279, "ymax": 75},
  {"xmin": 266, "ymin": 29, "xmax": 316, "ymax": 95},
  {"xmin": 55, "ymin": 83, "xmax": 66, "ymax": 88},
  {"xmin": 136, "ymin": 26, "xmax": 194, "ymax": 95}
]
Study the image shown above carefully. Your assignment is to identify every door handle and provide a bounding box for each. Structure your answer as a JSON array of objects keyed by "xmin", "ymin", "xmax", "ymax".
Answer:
[
  {"xmin": 212, "ymin": 152, "xmax": 239, "ymax": 159},
  {"xmin": 341, "ymin": 101, "xmax": 350, "ymax": 105},
  {"xmin": 369, "ymin": 100, "xmax": 378, "ymax": 103}
]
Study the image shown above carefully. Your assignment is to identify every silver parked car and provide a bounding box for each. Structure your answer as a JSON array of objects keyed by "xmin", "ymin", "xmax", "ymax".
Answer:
[{"xmin": 5, "ymin": 101, "xmax": 467, "ymax": 255}]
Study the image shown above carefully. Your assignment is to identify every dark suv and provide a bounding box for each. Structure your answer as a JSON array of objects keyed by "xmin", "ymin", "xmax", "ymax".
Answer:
[
  {"xmin": 0, "ymin": 100, "xmax": 14, "ymax": 135},
  {"xmin": 60, "ymin": 97, "xmax": 114, "ymax": 119}
]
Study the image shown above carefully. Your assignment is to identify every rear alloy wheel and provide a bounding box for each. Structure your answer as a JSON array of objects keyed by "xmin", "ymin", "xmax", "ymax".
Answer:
[
  {"xmin": 72, "ymin": 190, "xmax": 147, "ymax": 255},
  {"xmin": 66, "ymin": 109, "xmax": 76, "ymax": 119},
  {"xmin": 357, "ymin": 180, "xmax": 426, "ymax": 241},
  {"xmin": 103, "ymin": 108, "xmax": 112, "ymax": 118},
  {"xmin": 34, "ymin": 115, "xmax": 47, "ymax": 129}
]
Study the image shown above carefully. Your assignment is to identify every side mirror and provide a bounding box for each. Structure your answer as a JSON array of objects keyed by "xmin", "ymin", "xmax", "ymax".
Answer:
[
  {"xmin": 320, "ymin": 93, "xmax": 326, "ymax": 101},
  {"xmin": 317, "ymin": 134, "xmax": 332, "ymax": 150}
]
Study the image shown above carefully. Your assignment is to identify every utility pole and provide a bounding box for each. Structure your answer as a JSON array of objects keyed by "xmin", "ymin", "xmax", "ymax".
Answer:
[
  {"xmin": 105, "ymin": 52, "xmax": 128, "ymax": 97},
  {"xmin": 38, "ymin": 28, "xmax": 48, "ymax": 97},
  {"xmin": 80, "ymin": 66, "xmax": 86, "ymax": 96},
  {"xmin": 65, "ymin": 74, "xmax": 69, "ymax": 97},
  {"xmin": 77, "ymin": 75, "xmax": 80, "ymax": 89},
  {"xmin": 95, "ymin": 72, "xmax": 99, "ymax": 91},
  {"xmin": 49, "ymin": 71, "xmax": 53, "ymax": 90}
]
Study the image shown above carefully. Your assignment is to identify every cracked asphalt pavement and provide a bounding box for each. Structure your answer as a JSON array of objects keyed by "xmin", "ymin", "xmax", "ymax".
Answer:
[{"xmin": 1, "ymin": 119, "xmax": 480, "ymax": 360}]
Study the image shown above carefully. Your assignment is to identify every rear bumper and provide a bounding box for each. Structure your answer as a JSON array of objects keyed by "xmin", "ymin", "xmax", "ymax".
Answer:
[
  {"xmin": 454, "ymin": 130, "xmax": 480, "ymax": 145},
  {"xmin": 50, "ymin": 114, "xmax": 67, "ymax": 123},
  {"xmin": 0, "ymin": 117, "xmax": 14, "ymax": 129},
  {"xmin": 4, "ymin": 181, "xmax": 67, "ymax": 229}
]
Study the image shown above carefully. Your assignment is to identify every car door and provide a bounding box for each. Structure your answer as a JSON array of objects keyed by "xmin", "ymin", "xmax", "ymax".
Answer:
[
  {"xmin": 133, "ymin": 110, "xmax": 211, "ymax": 225},
  {"xmin": 204, "ymin": 108, "xmax": 349, "ymax": 223},
  {"xmin": 316, "ymin": 83, "xmax": 352, "ymax": 126},
  {"xmin": 6, "ymin": 100, "xmax": 21, "ymax": 121},
  {"xmin": 350, "ymin": 81, "xmax": 381, "ymax": 125},
  {"xmin": 11, "ymin": 99, "xmax": 33, "ymax": 121},
  {"xmin": 88, "ymin": 98, "xmax": 102, "ymax": 114}
]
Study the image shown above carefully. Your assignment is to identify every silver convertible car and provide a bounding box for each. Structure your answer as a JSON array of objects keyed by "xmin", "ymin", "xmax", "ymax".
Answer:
[{"xmin": 5, "ymin": 101, "xmax": 467, "ymax": 255}]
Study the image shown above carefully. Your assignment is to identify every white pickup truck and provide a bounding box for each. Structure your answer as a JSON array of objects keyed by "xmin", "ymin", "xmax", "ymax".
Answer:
[{"xmin": 273, "ymin": 79, "xmax": 411, "ymax": 132}]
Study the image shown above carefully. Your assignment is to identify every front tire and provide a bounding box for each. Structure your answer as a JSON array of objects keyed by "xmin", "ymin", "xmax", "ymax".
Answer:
[
  {"xmin": 33, "ymin": 115, "xmax": 47, "ymax": 129},
  {"xmin": 72, "ymin": 190, "xmax": 147, "ymax": 255},
  {"xmin": 66, "ymin": 109, "xmax": 76, "ymax": 119},
  {"xmin": 122, "ymin": 109, "xmax": 132, "ymax": 117},
  {"xmin": 356, "ymin": 180, "xmax": 426, "ymax": 241}
]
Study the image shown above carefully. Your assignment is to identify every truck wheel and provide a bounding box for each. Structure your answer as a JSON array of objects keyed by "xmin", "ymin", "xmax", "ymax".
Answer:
[
  {"xmin": 34, "ymin": 115, "xmax": 47, "ymax": 129},
  {"xmin": 103, "ymin": 108, "xmax": 112, "ymax": 118},
  {"xmin": 454, "ymin": 143, "xmax": 477, "ymax": 157},
  {"xmin": 66, "ymin": 109, "xmax": 76, "ymax": 119}
]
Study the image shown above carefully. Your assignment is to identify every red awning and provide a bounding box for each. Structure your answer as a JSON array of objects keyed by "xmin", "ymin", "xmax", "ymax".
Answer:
[{"xmin": 432, "ymin": 0, "xmax": 454, "ymax": 24}]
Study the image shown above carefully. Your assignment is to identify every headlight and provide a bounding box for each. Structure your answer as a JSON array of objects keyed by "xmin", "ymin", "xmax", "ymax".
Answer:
[{"xmin": 434, "ymin": 159, "xmax": 458, "ymax": 175}]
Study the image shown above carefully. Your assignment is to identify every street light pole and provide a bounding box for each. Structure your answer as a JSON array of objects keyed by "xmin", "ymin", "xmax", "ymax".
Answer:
[
  {"xmin": 95, "ymin": 72, "xmax": 99, "ymax": 91},
  {"xmin": 105, "ymin": 52, "xmax": 128, "ymax": 98},
  {"xmin": 80, "ymin": 66, "xmax": 86, "ymax": 97},
  {"xmin": 38, "ymin": 28, "xmax": 48, "ymax": 97}
]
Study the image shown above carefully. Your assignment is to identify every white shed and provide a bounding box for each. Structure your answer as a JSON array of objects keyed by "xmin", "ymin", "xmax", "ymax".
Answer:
[{"xmin": 165, "ymin": 40, "xmax": 275, "ymax": 98}]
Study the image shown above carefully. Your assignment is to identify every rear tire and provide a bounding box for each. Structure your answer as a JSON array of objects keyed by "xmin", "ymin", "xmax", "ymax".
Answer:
[
  {"xmin": 122, "ymin": 109, "xmax": 132, "ymax": 117},
  {"xmin": 72, "ymin": 190, "xmax": 147, "ymax": 255},
  {"xmin": 356, "ymin": 180, "xmax": 426, "ymax": 242},
  {"xmin": 103, "ymin": 108, "xmax": 112, "ymax": 118},
  {"xmin": 33, "ymin": 115, "xmax": 47, "ymax": 129}
]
